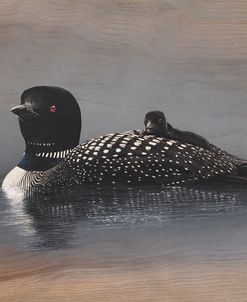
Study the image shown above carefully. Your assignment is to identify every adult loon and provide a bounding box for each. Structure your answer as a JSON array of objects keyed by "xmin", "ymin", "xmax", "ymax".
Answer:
[{"xmin": 2, "ymin": 86, "xmax": 247, "ymax": 190}]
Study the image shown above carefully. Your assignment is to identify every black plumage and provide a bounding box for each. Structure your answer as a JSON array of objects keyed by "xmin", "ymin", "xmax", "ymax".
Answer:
[{"xmin": 2, "ymin": 87, "xmax": 247, "ymax": 190}]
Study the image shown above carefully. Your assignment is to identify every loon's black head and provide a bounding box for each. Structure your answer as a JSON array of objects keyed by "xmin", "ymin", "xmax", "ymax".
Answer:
[
  {"xmin": 144, "ymin": 111, "xmax": 167, "ymax": 136},
  {"xmin": 11, "ymin": 86, "xmax": 81, "ymax": 170}
]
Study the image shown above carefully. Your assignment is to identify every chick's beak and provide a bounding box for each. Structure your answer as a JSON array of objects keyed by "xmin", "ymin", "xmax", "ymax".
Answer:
[
  {"xmin": 146, "ymin": 121, "xmax": 154, "ymax": 128},
  {"xmin": 145, "ymin": 121, "xmax": 156, "ymax": 132}
]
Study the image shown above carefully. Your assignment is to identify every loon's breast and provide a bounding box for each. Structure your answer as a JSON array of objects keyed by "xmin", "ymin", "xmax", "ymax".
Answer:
[{"xmin": 2, "ymin": 166, "xmax": 43, "ymax": 189}]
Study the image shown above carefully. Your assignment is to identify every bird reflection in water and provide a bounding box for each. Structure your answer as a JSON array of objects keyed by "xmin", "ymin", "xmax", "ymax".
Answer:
[{"xmin": 2, "ymin": 184, "xmax": 245, "ymax": 251}]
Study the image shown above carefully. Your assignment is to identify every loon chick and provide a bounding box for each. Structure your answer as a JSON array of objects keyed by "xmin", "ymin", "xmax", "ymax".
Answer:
[
  {"xmin": 142, "ymin": 110, "xmax": 247, "ymax": 176},
  {"xmin": 2, "ymin": 87, "xmax": 247, "ymax": 189},
  {"xmin": 143, "ymin": 111, "xmax": 209, "ymax": 149}
]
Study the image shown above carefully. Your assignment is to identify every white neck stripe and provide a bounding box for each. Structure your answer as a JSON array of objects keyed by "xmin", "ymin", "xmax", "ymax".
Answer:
[
  {"xmin": 27, "ymin": 141, "xmax": 56, "ymax": 147},
  {"xmin": 35, "ymin": 149, "xmax": 72, "ymax": 159}
]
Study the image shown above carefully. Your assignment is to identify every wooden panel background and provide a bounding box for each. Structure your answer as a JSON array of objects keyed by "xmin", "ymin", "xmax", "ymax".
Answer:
[{"xmin": 1, "ymin": 1, "xmax": 247, "ymax": 301}]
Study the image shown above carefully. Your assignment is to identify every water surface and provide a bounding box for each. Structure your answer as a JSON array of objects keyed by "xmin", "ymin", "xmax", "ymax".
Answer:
[{"xmin": 1, "ymin": 182, "xmax": 247, "ymax": 301}]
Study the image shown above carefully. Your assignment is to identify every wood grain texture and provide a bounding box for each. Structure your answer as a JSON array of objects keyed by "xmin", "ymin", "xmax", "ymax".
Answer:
[
  {"xmin": 1, "ymin": 3, "xmax": 247, "ymax": 298},
  {"xmin": 1, "ymin": 248, "xmax": 247, "ymax": 302}
]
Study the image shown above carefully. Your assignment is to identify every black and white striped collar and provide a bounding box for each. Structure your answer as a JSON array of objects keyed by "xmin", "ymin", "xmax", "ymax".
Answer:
[{"xmin": 35, "ymin": 149, "xmax": 72, "ymax": 159}]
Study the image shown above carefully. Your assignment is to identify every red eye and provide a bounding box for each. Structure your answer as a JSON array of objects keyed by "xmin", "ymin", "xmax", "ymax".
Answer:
[{"xmin": 49, "ymin": 105, "xmax": 56, "ymax": 113}]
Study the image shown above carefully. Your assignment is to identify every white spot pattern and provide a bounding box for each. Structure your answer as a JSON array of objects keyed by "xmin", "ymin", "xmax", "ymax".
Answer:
[
  {"xmin": 6, "ymin": 130, "xmax": 246, "ymax": 189},
  {"xmin": 36, "ymin": 131, "xmax": 238, "ymax": 188}
]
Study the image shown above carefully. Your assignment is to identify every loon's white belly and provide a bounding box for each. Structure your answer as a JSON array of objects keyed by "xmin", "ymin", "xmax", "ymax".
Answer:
[
  {"xmin": 2, "ymin": 167, "xmax": 28, "ymax": 189},
  {"xmin": 1, "ymin": 166, "xmax": 42, "ymax": 189}
]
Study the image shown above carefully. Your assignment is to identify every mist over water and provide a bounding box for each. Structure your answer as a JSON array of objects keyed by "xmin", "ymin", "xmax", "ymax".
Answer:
[{"xmin": 1, "ymin": 1, "xmax": 247, "ymax": 175}]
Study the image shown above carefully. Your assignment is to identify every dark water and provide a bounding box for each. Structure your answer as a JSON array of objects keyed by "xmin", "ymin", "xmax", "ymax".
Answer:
[
  {"xmin": 1, "ymin": 181, "xmax": 247, "ymax": 264},
  {"xmin": 2, "ymin": 181, "xmax": 247, "ymax": 301}
]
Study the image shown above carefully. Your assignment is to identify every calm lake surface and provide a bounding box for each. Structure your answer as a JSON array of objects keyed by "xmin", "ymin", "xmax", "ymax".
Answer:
[{"xmin": 1, "ymin": 181, "xmax": 247, "ymax": 301}]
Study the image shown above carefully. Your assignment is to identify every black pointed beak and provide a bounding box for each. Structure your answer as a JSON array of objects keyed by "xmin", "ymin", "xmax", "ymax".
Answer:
[
  {"xmin": 11, "ymin": 104, "xmax": 26, "ymax": 115},
  {"xmin": 145, "ymin": 121, "xmax": 157, "ymax": 132},
  {"xmin": 146, "ymin": 121, "xmax": 155, "ymax": 129},
  {"xmin": 11, "ymin": 104, "xmax": 39, "ymax": 120}
]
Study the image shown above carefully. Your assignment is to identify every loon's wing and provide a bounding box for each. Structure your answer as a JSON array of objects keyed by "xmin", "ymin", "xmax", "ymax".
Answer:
[
  {"xmin": 207, "ymin": 143, "xmax": 247, "ymax": 165},
  {"xmin": 206, "ymin": 143, "xmax": 247, "ymax": 178},
  {"xmin": 166, "ymin": 124, "xmax": 247, "ymax": 167},
  {"xmin": 166, "ymin": 124, "xmax": 209, "ymax": 149},
  {"xmin": 38, "ymin": 132, "xmax": 239, "ymax": 187}
]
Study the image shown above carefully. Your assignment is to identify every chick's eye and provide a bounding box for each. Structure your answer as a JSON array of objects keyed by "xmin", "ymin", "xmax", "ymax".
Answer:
[{"xmin": 49, "ymin": 105, "xmax": 56, "ymax": 113}]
